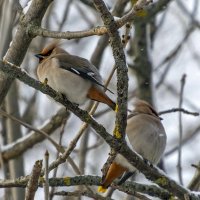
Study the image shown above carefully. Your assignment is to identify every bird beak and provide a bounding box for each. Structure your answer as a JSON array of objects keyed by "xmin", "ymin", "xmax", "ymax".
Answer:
[{"xmin": 35, "ymin": 54, "xmax": 44, "ymax": 59}]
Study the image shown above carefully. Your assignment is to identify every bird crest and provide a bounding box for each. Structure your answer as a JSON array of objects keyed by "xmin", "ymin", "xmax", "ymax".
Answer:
[{"xmin": 40, "ymin": 39, "xmax": 61, "ymax": 55}]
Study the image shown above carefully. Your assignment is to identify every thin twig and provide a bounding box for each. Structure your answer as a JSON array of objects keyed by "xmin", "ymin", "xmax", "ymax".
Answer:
[
  {"xmin": 177, "ymin": 74, "xmax": 186, "ymax": 185},
  {"xmin": 86, "ymin": 137, "xmax": 104, "ymax": 151},
  {"xmin": 159, "ymin": 108, "xmax": 199, "ymax": 116},
  {"xmin": 44, "ymin": 151, "xmax": 49, "ymax": 200},
  {"xmin": 49, "ymin": 119, "xmax": 66, "ymax": 200},
  {"xmin": 46, "ymin": 121, "xmax": 92, "ymax": 174},
  {"xmin": 27, "ymin": 0, "xmax": 151, "ymax": 40},
  {"xmin": 58, "ymin": 0, "xmax": 73, "ymax": 31}
]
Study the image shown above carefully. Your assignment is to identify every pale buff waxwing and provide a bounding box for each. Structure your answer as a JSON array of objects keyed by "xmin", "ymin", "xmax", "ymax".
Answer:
[
  {"xmin": 35, "ymin": 42, "xmax": 116, "ymax": 110},
  {"xmin": 98, "ymin": 99, "xmax": 167, "ymax": 192}
]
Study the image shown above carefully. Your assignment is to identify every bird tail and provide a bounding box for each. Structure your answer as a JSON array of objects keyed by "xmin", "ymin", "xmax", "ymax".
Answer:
[
  {"xmin": 87, "ymin": 86, "xmax": 116, "ymax": 111},
  {"xmin": 98, "ymin": 162, "xmax": 126, "ymax": 193}
]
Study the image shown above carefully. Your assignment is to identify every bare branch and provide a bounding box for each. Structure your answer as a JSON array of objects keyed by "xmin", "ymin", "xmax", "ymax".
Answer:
[
  {"xmin": 49, "ymin": 119, "xmax": 66, "ymax": 200},
  {"xmin": 159, "ymin": 108, "xmax": 199, "ymax": 116},
  {"xmin": 27, "ymin": 0, "xmax": 154, "ymax": 40},
  {"xmin": 44, "ymin": 151, "xmax": 49, "ymax": 200},
  {"xmin": 25, "ymin": 160, "xmax": 43, "ymax": 200},
  {"xmin": 177, "ymin": 74, "xmax": 186, "ymax": 185},
  {"xmin": 0, "ymin": 176, "xmax": 173, "ymax": 200}
]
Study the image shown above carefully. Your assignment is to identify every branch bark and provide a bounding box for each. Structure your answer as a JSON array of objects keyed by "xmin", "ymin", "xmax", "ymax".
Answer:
[
  {"xmin": 25, "ymin": 160, "xmax": 43, "ymax": 200},
  {"xmin": 93, "ymin": 0, "xmax": 128, "ymax": 139}
]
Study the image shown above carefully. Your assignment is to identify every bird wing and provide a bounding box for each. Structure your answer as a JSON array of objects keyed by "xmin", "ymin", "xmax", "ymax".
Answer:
[
  {"xmin": 117, "ymin": 171, "xmax": 136, "ymax": 185},
  {"xmin": 54, "ymin": 54, "xmax": 113, "ymax": 93}
]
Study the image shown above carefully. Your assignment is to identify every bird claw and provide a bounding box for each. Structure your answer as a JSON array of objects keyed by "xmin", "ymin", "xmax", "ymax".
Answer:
[
  {"xmin": 149, "ymin": 162, "xmax": 153, "ymax": 167},
  {"xmin": 42, "ymin": 78, "xmax": 48, "ymax": 86},
  {"xmin": 143, "ymin": 158, "xmax": 153, "ymax": 167},
  {"xmin": 55, "ymin": 92, "xmax": 64, "ymax": 101}
]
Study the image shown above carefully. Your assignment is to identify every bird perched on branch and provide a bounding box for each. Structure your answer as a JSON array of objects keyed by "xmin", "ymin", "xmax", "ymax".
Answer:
[
  {"xmin": 35, "ymin": 41, "xmax": 116, "ymax": 110},
  {"xmin": 98, "ymin": 99, "xmax": 167, "ymax": 192}
]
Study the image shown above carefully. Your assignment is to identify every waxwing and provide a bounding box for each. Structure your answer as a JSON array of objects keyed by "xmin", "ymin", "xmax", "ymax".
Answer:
[
  {"xmin": 35, "ymin": 42, "xmax": 116, "ymax": 110},
  {"xmin": 99, "ymin": 99, "xmax": 167, "ymax": 192}
]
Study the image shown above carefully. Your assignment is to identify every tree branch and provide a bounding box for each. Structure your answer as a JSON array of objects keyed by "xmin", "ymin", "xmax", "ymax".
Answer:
[
  {"xmin": 26, "ymin": 0, "xmax": 166, "ymax": 40},
  {"xmin": 159, "ymin": 108, "xmax": 199, "ymax": 116},
  {"xmin": 93, "ymin": 0, "xmax": 128, "ymax": 138},
  {"xmin": 177, "ymin": 74, "xmax": 186, "ymax": 185},
  {"xmin": 0, "ymin": 176, "xmax": 171, "ymax": 199},
  {"xmin": 25, "ymin": 160, "xmax": 43, "ymax": 200}
]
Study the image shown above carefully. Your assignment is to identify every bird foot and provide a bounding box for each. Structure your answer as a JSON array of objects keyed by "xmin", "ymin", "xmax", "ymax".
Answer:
[
  {"xmin": 42, "ymin": 78, "xmax": 48, "ymax": 86},
  {"xmin": 143, "ymin": 158, "xmax": 153, "ymax": 167},
  {"xmin": 54, "ymin": 92, "xmax": 64, "ymax": 102}
]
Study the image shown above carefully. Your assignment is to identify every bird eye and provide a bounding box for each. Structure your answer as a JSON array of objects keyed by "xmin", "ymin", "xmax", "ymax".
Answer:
[{"xmin": 45, "ymin": 49, "xmax": 53, "ymax": 56}]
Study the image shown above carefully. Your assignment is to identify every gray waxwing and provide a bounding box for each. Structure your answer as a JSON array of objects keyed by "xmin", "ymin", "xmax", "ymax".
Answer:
[
  {"xmin": 35, "ymin": 42, "xmax": 116, "ymax": 110},
  {"xmin": 99, "ymin": 99, "xmax": 167, "ymax": 192}
]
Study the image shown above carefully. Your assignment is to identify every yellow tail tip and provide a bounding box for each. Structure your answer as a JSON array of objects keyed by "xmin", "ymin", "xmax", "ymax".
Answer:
[{"xmin": 98, "ymin": 186, "xmax": 107, "ymax": 193}]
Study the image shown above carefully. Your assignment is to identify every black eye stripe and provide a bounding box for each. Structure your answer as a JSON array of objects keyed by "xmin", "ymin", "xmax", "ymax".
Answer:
[{"xmin": 43, "ymin": 49, "xmax": 53, "ymax": 56}]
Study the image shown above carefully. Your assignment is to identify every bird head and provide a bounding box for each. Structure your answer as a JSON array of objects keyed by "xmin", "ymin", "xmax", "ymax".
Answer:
[
  {"xmin": 132, "ymin": 99, "xmax": 159, "ymax": 118},
  {"xmin": 35, "ymin": 40, "xmax": 68, "ymax": 62}
]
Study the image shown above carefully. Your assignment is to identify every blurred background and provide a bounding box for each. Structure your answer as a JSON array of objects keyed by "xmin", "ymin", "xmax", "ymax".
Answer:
[{"xmin": 0, "ymin": 0, "xmax": 200, "ymax": 199}]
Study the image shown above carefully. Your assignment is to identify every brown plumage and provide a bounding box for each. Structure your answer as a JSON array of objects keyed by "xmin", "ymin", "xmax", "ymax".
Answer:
[
  {"xmin": 99, "ymin": 99, "xmax": 167, "ymax": 192},
  {"xmin": 35, "ymin": 42, "xmax": 116, "ymax": 110}
]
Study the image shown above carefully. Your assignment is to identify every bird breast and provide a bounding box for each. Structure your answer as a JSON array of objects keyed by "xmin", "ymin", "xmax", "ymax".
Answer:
[{"xmin": 37, "ymin": 57, "xmax": 92, "ymax": 105}]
